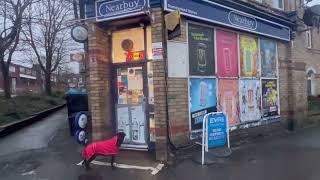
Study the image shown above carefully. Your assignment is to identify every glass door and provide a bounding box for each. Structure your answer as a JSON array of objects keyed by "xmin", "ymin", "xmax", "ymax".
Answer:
[{"xmin": 115, "ymin": 66, "xmax": 148, "ymax": 148}]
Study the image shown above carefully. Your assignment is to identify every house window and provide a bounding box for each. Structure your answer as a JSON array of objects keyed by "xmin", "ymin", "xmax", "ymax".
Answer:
[
  {"xmin": 20, "ymin": 67, "xmax": 25, "ymax": 73},
  {"xmin": 271, "ymin": 0, "xmax": 284, "ymax": 9},
  {"xmin": 9, "ymin": 66, "xmax": 15, "ymax": 73},
  {"xmin": 306, "ymin": 30, "xmax": 312, "ymax": 49}
]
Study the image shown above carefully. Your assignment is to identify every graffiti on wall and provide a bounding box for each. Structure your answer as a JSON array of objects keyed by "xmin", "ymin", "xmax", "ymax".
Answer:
[
  {"xmin": 218, "ymin": 79, "xmax": 239, "ymax": 126},
  {"xmin": 240, "ymin": 35, "xmax": 260, "ymax": 77},
  {"xmin": 239, "ymin": 79, "xmax": 261, "ymax": 122}
]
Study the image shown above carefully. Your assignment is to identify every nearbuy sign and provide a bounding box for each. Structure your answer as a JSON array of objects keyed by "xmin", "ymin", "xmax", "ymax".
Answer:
[{"xmin": 96, "ymin": 0, "xmax": 149, "ymax": 21}]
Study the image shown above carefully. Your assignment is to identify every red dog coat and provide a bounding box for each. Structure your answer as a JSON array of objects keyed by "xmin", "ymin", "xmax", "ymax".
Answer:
[{"xmin": 82, "ymin": 136, "xmax": 119, "ymax": 160}]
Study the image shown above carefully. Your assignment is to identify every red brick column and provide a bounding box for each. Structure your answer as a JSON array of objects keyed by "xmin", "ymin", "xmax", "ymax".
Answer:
[{"xmin": 87, "ymin": 23, "xmax": 113, "ymax": 141}]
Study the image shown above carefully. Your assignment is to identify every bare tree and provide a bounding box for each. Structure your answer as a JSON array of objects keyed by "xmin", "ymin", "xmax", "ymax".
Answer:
[
  {"xmin": 23, "ymin": 0, "xmax": 73, "ymax": 95},
  {"xmin": 0, "ymin": 0, "xmax": 33, "ymax": 98}
]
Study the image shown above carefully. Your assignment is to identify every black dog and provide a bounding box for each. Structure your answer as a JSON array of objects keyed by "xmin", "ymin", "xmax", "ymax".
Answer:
[{"xmin": 81, "ymin": 132, "xmax": 126, "ymax": 170}]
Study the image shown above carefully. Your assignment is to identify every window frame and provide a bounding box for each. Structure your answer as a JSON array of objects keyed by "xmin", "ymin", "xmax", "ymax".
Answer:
[
  {"xmin": 271, "ymin": 0, "xmax": 284, "ymax": 10},
  {"xmin": 305, "ymin": 30, "xmax": 312, "ymax": 49}
]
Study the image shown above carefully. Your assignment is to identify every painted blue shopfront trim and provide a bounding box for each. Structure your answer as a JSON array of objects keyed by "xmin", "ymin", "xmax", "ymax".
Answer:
[{"xmin": 164, "ymin": 0, "xmax": 291, "ymax": 41}]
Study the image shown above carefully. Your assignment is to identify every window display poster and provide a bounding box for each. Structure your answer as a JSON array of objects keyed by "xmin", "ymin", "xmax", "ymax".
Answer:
[
  {"xmin": 260, "ymin": 38, "xmax": 277, "ymax": 78},
  {"xmin": 117, "ymin": 106, "xmax": 130, "ymax": 143},
  {"xmin": 188, "ymin": 24, "xmax": 215, "ymax": 76},
  {"xmin": 262, "ymin": 79, "xmax": 278, "ymax": 117},
  {"xmin": 131, "ymin": 105, "xmax": 146, "ymax": 144},
  {"xmin": 112, "ymin": 27, "xmax": 145, "ymax": 63},
  {"xmin": 240, "ymin": 35, "xmax": 260, "ymax": 77},
  {"xmin": 218, "ymin": 79, "xmax": 239, "ymax": 126},
  {"xmin": 117, "ymin": 67, "xmax": 144, "ymax": 105},
  {"xmin": 190, "ymin": 78, "xmax": 217, "ymax": 131},
  {"xmin": 216, "ymin": 30, "xmax": 238, "ymax": 77},
  {"xmin": 239, "ymin": 80, "xmax": 261, "ymax": 122}
]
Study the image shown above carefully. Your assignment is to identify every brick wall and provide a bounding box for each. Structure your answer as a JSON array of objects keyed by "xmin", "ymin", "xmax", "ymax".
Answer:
[
  {"xmin": 151, "ymin": 8, "xmax": 168, "ymax": 161},
  {"xmin": 87, "ymin": 22, "xmax": 113, "ymax": 141},
  {"xmin": 166, "ymin": 18, "xmax": 189, "ymax": 146}
]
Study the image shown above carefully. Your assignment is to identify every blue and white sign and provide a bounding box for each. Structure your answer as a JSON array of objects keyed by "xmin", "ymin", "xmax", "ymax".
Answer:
[
  {"xmin": 202, "ymin": 112, "xmax": 230, "ymax": 165},
  {"xmin": 164, "ymin": 0, "xmax": 291, "ymax": 41},
  {"xmin": 96, "ymin": 0, "xmax": 149, "ymax": 21},
  {"xmin": 207, "ymin": 113, "xmax": 227, "ymax": 148}
]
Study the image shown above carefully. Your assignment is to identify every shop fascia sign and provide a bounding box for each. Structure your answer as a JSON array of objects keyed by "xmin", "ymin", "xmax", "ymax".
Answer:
[
  {"xmin": 164, "ymin": 0, "xmax": 291, "ymax": 41},
  {"xmin": 96, "ymin": 0, "xmax": 149, "ymax": 21}
]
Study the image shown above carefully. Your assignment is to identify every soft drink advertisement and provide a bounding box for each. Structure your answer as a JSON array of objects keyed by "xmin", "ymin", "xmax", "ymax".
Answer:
[
  {"xmin": 239, "ymin": 80, "xmax": 261, "ymax": 122},
  {"xmin": 218, "ymin": 79, "xmax": 239, "ymax": 126},
  {"xmin": 262, "ymin": 79, "xmax": 278, "ymax": 117},
  {"xmin": 260, "ymin": 39, "xmax": 277, "ymax": 78},
  {"xmin": 190, "ymin": 78, "xmax": 217, "ymax": 131},
  {"xmin": 216, "ymin": 30, "xmax": 238, "ymax": 77},
  {"xmin": 188, "ymin": 24, "xmax": 215, "ymax": 76},
  {"xmin": 240, "ymin": 35, "xmax": 260, "ymax": 77}
]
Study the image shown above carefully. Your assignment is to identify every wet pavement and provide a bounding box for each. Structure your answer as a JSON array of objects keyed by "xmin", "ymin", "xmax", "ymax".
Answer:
[
  {"xmin": 0, "ymin": 108, "xmax": 66, "ymax": 156},
  {"xmin": 1, "ymin": 109, "xmax": 320, "ymax": 180}
]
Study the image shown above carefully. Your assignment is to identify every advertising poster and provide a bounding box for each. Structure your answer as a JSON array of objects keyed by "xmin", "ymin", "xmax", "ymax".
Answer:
[
  {"xmin": 188, "ymin": 24, "xmax": 215, "ymax": 76},
  {"xmin": 240, "ymin": 35, "xmax": 260, "ymax": 77},
  {"xmin": 190, "ymin": 78, "xmax": 217, "ymax": 131},
  {"xmin": 216, "ymin": 30, "xmax": 238, "ymax": 77},
  {"xmin": 117, "ymin": 67, "xmax": 144, "ymax": 104},
  {"xmin": 239, "ymin": 80, "xmax": 261, "ymax": 122},
  {"xmin": 218, "ymin": 79, "xmax": 239, "ymax": 126},
  {"xmin": 262, "ymin": 79, "xmax": 279, "ymax": 117},
  {"xmin": 260, "ymin": 39, "xmax": 277, "ymax": 78}
]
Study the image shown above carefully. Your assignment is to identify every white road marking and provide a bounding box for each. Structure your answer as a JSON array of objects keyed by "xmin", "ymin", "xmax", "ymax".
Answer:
[
  {"xmin": 21, "ymin": 170, "xmax": 36, "ymax": 176},
  {"xmin": 76, "ymin": 160, "xmax": 164, "ymax": 175}
]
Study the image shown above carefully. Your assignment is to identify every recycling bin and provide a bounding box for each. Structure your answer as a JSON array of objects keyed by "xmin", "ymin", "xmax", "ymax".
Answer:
[{"xmin": 65, "ymin": 89, "xmax": 89, "ymax": 136}]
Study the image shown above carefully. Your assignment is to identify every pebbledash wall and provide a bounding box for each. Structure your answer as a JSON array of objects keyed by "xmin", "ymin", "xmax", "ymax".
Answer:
[{"xmin": 84, "ymin": 0, "xmax": 314, "ymax": 161}]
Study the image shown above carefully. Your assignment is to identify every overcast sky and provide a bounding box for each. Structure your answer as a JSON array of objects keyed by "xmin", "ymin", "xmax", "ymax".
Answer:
[{"xmin": 307, "ymin": 0, "xmax": 320, "ymax": 6}]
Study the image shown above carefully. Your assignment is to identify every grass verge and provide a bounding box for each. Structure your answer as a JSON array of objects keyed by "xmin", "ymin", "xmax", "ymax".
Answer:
[{"xmin": 0, "ymin": 93, "xmax": 64, "ymax": 126}]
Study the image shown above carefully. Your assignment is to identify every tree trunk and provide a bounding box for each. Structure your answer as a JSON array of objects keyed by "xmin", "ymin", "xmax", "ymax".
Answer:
[
  {"xmin": 0, "ymin": 56, "xmax": 11, "ymax": 99},
  {"xmin": 3, "ymin": 69, "xmax": 11, "ymax": 99},
  {"xmin": 45, "ymin": 72, "xmax": 52, "ymax": 96}
]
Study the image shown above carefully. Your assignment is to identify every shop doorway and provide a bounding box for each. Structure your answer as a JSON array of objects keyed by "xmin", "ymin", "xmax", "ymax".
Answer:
[{"xmin": 114, "ymin": 64, "xmax": 149, "ymax": 149}]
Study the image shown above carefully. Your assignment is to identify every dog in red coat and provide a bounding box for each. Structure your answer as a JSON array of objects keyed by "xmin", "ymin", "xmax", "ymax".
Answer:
[{"xmin": 81, "ymin": 132, "xmax": 126, "ymax": 169}]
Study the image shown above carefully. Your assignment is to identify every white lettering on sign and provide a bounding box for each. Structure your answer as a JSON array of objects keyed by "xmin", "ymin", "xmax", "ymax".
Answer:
[
  {"xmin": 209, "ymin": 116, "xmax": 225, "ymax": 123},
  {"xmin": 228, "ymin": 11, "xmax": 257, "ymax": 30},
  {"xmin": 99, "ymin": 0, "xmax": 146, "ymax": 17}
]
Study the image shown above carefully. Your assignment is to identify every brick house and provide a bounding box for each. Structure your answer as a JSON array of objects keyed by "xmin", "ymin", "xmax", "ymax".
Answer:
[
  {"xmin": 80, "ymin": 0, "xmax": 320, "ymax": 161},
  {"xmin": 0, "ymin": 63, "xmax": 83, "ymax": 96},
  {"xmin": 0, "ymin": 63, "xmax": 41, "ymax": 95}
]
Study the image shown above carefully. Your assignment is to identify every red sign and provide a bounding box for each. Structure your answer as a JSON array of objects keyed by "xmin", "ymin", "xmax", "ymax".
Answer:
[{"xmin": 126, "ymin": 51, "xmax": 145, "ymax": 61}]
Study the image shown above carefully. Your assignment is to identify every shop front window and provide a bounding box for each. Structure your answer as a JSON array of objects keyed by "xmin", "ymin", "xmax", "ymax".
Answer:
[{"xmin": 112, "ymin": 27, "xmax": 150, "ymax": 63}]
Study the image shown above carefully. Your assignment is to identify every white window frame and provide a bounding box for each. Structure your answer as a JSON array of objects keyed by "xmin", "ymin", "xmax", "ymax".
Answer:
[
  {"xmin": 305, "ymin": 30, "xmax": 312, "ymax": 49},
  {"xmin": 271, "ymin": 0, "xmax": 284, "ymax": 10}
]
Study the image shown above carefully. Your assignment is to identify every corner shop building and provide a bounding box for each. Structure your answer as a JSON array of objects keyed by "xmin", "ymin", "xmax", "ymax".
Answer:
[{"xmin": 85, "ymin": 0, "xmax": 306, "ymax": 161}]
